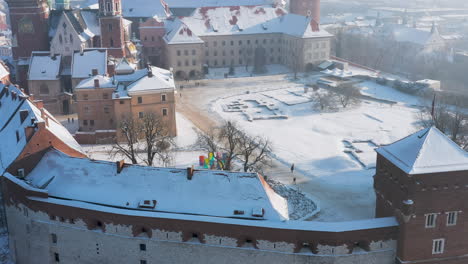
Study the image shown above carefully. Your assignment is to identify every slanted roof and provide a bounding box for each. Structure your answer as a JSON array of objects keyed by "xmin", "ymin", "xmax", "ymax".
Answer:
[
  {"xmin": 376, "ymin": 127, "xmax": 468, "ymax": 174},
  {"xmin": 165, "ymin": 0, "xmax": 273, "ymax": 8},
  {"xmin": 26, "ymin": 149, "xmax": 289, "ymax": 221},
  {"xmin": 176, "ymin": 5, "xmax": 332, "ymax": 40},
  {"xmin": 126, "ymin": 67, "xmax": 175, "ymax": 95},
  {"xmin": 115, "ymin": 58, "xmax": 136, "ymax": 75},
  {"xmin": 28, "ymin": 53, "xmax": 61, "ymax": 81},
  {"xmin": 164, "ymin": 19, "xmax": 204, "ymax": 44},
  {"xmin": 72, "ymin": 49, "xmax": 107, "ymax": 79},
  {"xmin": 0, "ymin": 60, "xmax": 10, "ymax": 79},
  {"xmin": 0, "ymin": 86, "xmax": 83, "ymax": 174},
  {"xmin": 75, "ymin": 75, "xmax": 116, "ymax": 89},
  {"xmin": 122, "ymin": 0, "xmax": 170, "ymax": 18}
]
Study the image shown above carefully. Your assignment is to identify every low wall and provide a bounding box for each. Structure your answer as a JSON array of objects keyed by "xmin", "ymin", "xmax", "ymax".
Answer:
[{"xmin": 74, "ymin": 130, "xmax": 116, "ymax": 144}]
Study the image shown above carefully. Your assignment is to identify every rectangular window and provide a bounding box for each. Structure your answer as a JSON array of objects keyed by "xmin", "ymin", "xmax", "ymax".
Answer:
[
  {"xmin": 230, "ymin": 40, "xmax": 234, "ymax": 46},
  {"xmin": 54, "ymin": 252, "xmax": 60, "ymax": 262},
  {"xmin": 162, "ymin": 108, "xmax": 168, "ymax": 116},
  {"xmin": 84, "ymin": 106, "xmax": 90, "ymax": 114},
  {"xmin": 140, "ymin": 243, "xmax": 146, "ymax": 251},
  {"xmin": 51, "ymin": 233, "xmax": 57, "ymax": 244},
  {"xmin": 104, "ymin": 106, "xmax": 110, "ymax": 114},
  {"xmin": 425, "ymin": 213, "xmax": 437, "ymax": 228},
  {"xmin": 15, "ymin": 130, "xmax": 19, "ymax": 142},
  {"xmin": 83, "ymin": 94, "xmax": 89, "ymax": 100},
  {"xmin": 192, "ymin": 49, "xmax": 196, "ymax": 55},
  {"xmin": 120, "ymin": 100, "xmax": 124, "ymax": 105},
  {"xmin": 161, "ymin": 94, "xmax": 167, "ymax": 102},
  {"xmin": 432, "ymin": 239, "xmax": 445, "ymax": 254},
  {"xmin": 83, "ymin": 120, "xmax": 88, "ymax": 126},
  {"xmin": 140, "ymin": 260, "xmax": 147, "ymax": 264},
  {"xmin": 177, "ymin": 50, "xmax": 181, "ymax": 56},
  {"xmin": 446, "ymin": 212, "xmax": 458, "ymax": 226},
  {"xmin": 138, "ymin": 97, "xmax": 143, "ymax": 104},
  {"xmin": 139, "ymin": 112, "xmax": 144, "ymax": 119},
  {"xmin": 90, "ymin": 120, "xmax": 94, "ymax": 126},
  {"xmin": 222, "ymin": 40, "xmax": 226, "ymax": 46}
]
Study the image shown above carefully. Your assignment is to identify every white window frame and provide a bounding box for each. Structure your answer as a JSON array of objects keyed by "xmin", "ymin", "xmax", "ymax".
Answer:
[
  {"xmin": 161, "ymin": 94, "xmax": 167, "ymax": 102},
  {"xmin": 425, "ymin": 213, "xmax": 437, "ymax": 228},
  {"xmin": 432, "ymin": 239, "xmax": 445, "ymax": 254},
  {"xmin": 446, "ymin": 211, "xmax": 458, "ymax": 226},
  {"xmin": 162, "ymin": 108, "xmax": 168, "ymax": 116}
]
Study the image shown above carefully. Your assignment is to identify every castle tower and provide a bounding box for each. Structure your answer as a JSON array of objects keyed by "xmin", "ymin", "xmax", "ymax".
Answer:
[
  {"xmin": 99, "ymin": 0, "xmax": 126, "ymax": 58},
  {"xmin": 289, "ymin": 0, "xmax": 320, "ymax": 23},
  {"xmin": 6, "ymin": 0, "xmax": 50, "ymax": 89},
  {"xmin": 374, "ymin": 127, "xmax": 468, "ymax": 264}
]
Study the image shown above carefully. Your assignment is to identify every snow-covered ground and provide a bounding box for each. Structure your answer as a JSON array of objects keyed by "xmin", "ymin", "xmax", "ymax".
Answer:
[
  {"xmin": 0, "ymin": 230, "xmax": 12, "ymax": 264},
  {"xmin": 212, "ymin": 80, "xmax": 422, "ymax": 221}
]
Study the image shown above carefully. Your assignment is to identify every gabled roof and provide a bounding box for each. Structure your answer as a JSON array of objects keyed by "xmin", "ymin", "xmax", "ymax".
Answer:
[
  {"xmin": 75, "ymin": 75, "xmax": 116, "ymax": 90},
  {"xmin": 126, "ymin": 67, "xmax": 175, "ymax": 95},
  {"xmin": 122, "ymin": 0, "xmax": 171, "ymax": 18},
  {"xmin": 28, "ymin": 52, "xmax": 62, "ymax": 81},
  {"xmin": 25, "ymin": 149, "xmax": 289, "ymax": 221},
  {"xmin": 115, "ymin": 58, "xmax": 136, "ymax": 75},
  {"xmin": 376, "ymin": 127, "xmax": 468, "ymax": 174},
  {"xmin": 0, "ymin": 86, "xmax": 83, "ymax": 174},
  {"xmin": 71, "ymin": 49, "xmax": 107, "ymax": 79},
  {"xmin": 164, "ymin": 19, "xmax": 204, "ymax": 44},
  {"xmin": 49, "ymin": 9, "xmax": 100, "ymax": 40}
]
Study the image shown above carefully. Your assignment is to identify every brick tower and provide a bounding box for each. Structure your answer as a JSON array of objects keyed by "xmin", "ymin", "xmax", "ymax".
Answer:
[
  {"xmin": 99, "ymin": 0, "xmax": 126, "ymax": 58},
  {"xmin": 289, "ymin": 0, "xmax": 320, "ymax": 23},
  {"xmin": 6, "ymin": 0, "xmax": 50, "ymax": 89},
  {"xmin": 374, "ymin": 127, "xmax": 468, "ymax": 264}
]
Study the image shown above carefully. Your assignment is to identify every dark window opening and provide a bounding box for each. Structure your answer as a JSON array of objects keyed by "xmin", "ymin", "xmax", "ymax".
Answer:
[
  {"xmin": 140, "ymin": 243, "xmax": 146, "ymax": 251},
  {"xmin": 51, "ymin": 233, "xmax": 57, "ymax": 244},
  {"xmin": 138, "ymin": 97, "xmax": 143, "ymax": 104},
  {"xmin": 54, "ymin": 253, "xmax": 60, "ymax": 262}
]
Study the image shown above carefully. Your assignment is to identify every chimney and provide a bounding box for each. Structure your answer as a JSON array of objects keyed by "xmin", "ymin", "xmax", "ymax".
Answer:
[
  {"xmin": 187, "ymin": 166, "xmax": 194, "ymax": 180},
  {"xmin": 147, "ymin": 64, "xmax": 153, "ymax": 78},
  {"xmin": 108, "ymin": 63, "xmax": 116, "ymax": 77},
  {"xmin": 35, "ymin": 100, "xmax": 44, "ymax": 109},
  {"xmin": 116, "ymin": 160, "xmax": 125, "ymax": 173},
  {"xmin": 94, "ymin": 79, "xmax": 100, "ymax": 88},
  {"xmin": 19, "ymin": 109, "xmax": 29, "ymax": 123},
  {"xmin": 11, "ymin": 91, "xmax": 17, "ymax": 100},
  {"xmin": 92, "ymin": 68, "xmax": 99, "ymax": 76}
]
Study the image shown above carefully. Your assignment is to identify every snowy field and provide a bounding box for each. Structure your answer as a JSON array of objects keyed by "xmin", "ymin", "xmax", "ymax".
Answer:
[{"xmin": 213, "ymin": 80, "xmax": 422, "ymax": 221}]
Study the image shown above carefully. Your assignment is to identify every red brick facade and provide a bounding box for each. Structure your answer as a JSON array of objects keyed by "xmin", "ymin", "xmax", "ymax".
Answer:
[
  {"xmin": 375, "ymin": 153, "xmax": 468, "ymax": 264},
  {"xmin": 289, "ymin": 0, "xmax": 320, "ymax": 23},
  {"xmin": 99, "ymin": 0, "xmax": 126, "ymax": 58},
  {"xmin": 6, "ymin": 0, "xmax": 50, "ymax": 59}
]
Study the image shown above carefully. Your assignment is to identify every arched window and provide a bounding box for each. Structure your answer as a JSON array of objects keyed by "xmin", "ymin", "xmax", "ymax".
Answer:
[{"xmin": 39, "ymin": 84, "xmax": 49, "ymax": 95}]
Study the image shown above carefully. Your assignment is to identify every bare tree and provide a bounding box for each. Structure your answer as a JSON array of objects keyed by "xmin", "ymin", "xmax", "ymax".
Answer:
[
  {"xmin": 420, "ymin": 95, "xmax": 468, "ymax": 150},
  {"xmin": 335, "ymin": 83, "xmax": 361, "ymax": 108},
  {"xmin": 218, "ymin": 121, "xmax": 243, "ymax": 171},
  {"xmin": 314, "ymin": 90, "xmax": 337, "ymax": 111},
  {"xmin": 238, "ymin": 133, "xmax": 272, "ymax": 173},
  {"xmin": 111, "ymin": 115, "xmax": 140, "ymax": 164},
  {"xmin": 140, "ymin": 112, "xmax": 175, "ymax": 167}
]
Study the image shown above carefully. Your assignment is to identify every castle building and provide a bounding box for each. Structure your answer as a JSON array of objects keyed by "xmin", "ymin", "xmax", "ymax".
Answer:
[
  {"xmin": 374, "ymin": 127, "xmax": 468, "ymax": 264},
  {"xmin": 6, "ymin": 0, "xmax": 51, "ymax": 89},
  {"xmin": 74, "ymin": 62, "xmax": 177, "ymax": 143},
  {"xmin": 98, "ymin": 0, "xmax": 127, "ymax": 58}
]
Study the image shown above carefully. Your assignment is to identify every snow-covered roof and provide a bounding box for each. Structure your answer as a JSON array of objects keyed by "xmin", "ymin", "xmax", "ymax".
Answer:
[
  {"xmin": 26, "ymin": 149, "xmax": 289, "ymax": 221},
  {"xmin": 165, "ymin": 0, "xmax": 274, "ymax": 8},
  {"xmin": 0, "ymin": 86, "xmax": 83, "ymax": 174},
  {"xmin": 0, "ymin": 61, "xmax": 9, "ymax": 80},
  {"xmin": 170, "ymin": 5, "xmax": 331, "ymax": 41},
  {"xmin": 126, "ymin": 66, "xmax": 175, "ymax": 95},
  {"xmin": 376, "ymin": 127, "xmax": 468, "ymax": 175},
  {"xmin": 164, "ymin": 19, "xmax": 204, "ymax": 44},
  {"xmin": 122, "ymin": 0, "xmax": 170, "ymax": 18},
  {"xmin": 71, "ymin": 49, "xmax": 107, "ymax": 79},
  {"xmin": 75, "ymin": 75, "xmax": 116, "ymax": 89},
  {"xmin": 28, "ymin": 53, "xmax": 61, "ymax": 81},
  {"xmin": 115, "ymin": 58, "xmax": 136, "ymax": 75}
]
